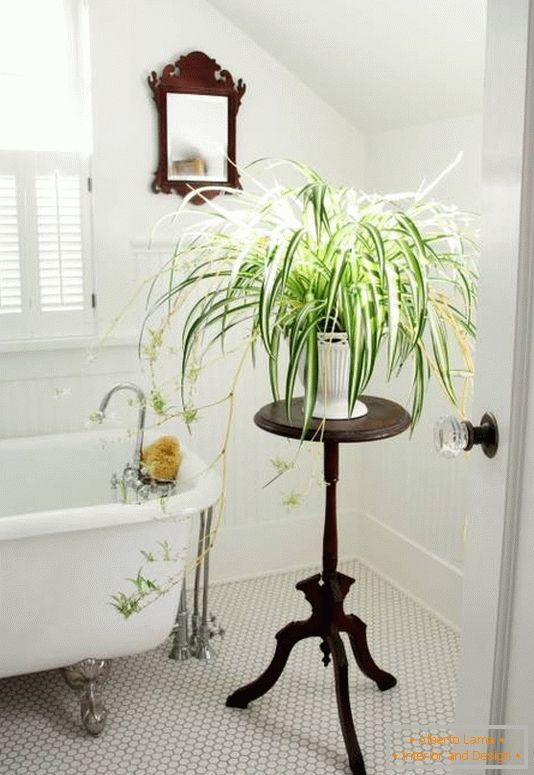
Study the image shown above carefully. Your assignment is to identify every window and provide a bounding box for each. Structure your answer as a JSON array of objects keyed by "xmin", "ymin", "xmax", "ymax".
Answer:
[{"xmin": 0, "ymin": 0, "xmax": 94, "ymax": 341}]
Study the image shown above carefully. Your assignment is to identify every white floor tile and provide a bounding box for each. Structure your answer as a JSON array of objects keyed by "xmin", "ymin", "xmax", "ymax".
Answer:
[{"xmin": 0, "ymin": 559, "xmax": 458, "ymax": 775}]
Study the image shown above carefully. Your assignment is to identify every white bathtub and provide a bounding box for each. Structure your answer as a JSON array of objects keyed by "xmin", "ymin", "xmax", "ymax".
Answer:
[{"xmin": 0, "ymin": 428, "xmax": 220, "ymax": 679}]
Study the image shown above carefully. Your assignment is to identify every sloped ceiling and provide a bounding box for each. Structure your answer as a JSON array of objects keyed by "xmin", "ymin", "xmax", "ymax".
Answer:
[{"xmin": 206, "ymin": 0, "xmax": 486, "ymax": 133}]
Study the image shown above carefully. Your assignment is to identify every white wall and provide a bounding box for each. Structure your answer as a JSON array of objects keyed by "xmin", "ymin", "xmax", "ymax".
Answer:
[
  {"xmin": 350, "ymin": 114, "xmax": 483, "ymax": 626},
  {"xmin": 0, "ymin": 0, "xmax": 365, "ymax": 580},
  {"xmin": 89, "ymin": 0, "xmax": 365, "ymax": 337},
  {"xmin": 365, "ymin": 114, "xmax": 483, "ymax": 208}
]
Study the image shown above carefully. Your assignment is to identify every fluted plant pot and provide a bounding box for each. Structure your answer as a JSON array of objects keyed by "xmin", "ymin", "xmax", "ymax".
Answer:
[{"xmin": 299, "ymin": 333, "xmax": 368, "ymax": 420}]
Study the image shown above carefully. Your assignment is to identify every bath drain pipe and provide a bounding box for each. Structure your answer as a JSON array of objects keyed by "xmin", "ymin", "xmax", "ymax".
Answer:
[{"xmin": 170, "ymin": 506, "xmax": 224, "ymax": 662}]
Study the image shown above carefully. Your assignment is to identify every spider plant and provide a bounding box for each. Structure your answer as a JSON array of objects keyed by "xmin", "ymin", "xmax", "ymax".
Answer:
[{"xmin": 145, "ymin": 160, "xmax": 478, "ymax": 432}]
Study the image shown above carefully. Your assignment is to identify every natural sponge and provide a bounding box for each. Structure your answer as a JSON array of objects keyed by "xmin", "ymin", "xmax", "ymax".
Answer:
[{"xmin": 142, "ymin": 435, "xmax": 182, "ymax": 482}]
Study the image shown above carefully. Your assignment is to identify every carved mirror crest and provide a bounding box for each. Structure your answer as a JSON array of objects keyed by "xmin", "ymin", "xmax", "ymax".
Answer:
[{"xmin": 148, "ymin": 51, "xmax": 246, "ymax": 204}]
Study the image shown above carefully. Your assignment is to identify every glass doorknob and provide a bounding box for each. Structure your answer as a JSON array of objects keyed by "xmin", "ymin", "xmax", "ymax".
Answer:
[{"xmin": 434, "ymin": 412, "xmax": 499, "ymax": 459}]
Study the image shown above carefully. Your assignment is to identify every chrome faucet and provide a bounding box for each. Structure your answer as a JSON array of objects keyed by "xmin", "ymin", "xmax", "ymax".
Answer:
[
  {"xmin": 95, "ymin": 382, "xmax": 176, "ymax": 504},
  {"xmin": 95, "ymin": 382, "xmax": 146, "ymax": 473}
]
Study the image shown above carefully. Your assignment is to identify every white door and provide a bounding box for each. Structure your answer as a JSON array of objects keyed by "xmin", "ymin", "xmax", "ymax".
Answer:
[{"xmin": 456, "ymin": 0, "xmax": 534, "ymax": 756}]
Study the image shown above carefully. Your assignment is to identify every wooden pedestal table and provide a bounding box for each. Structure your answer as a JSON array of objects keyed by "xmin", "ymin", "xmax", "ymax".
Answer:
[{"xmin": 226, "ymin": 396, "xmax": 411, "ymax": 775}]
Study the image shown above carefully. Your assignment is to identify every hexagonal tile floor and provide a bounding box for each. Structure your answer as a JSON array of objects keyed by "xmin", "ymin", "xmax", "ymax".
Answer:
[{"xmin": 0, "ymin": 559, "xmax": 458, "ymax": 775}]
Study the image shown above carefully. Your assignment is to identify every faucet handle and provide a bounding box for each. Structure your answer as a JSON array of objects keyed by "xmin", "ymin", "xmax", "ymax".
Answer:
[
  {"xmin": 122, "ymin": 463, "xmax": 138, "ymax": 483},
  {"xmin": 137, "ymin": 484, "xmax": 152, "ymax": 502}
]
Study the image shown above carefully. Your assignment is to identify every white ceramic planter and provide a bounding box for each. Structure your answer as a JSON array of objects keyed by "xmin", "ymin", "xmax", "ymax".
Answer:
[{"xmin": 299, "ymin": 332, "xmax": 368, "ymax": 420}]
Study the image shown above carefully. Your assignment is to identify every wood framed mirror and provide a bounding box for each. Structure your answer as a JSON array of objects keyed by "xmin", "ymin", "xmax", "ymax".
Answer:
[{"xmin": 148, "ymin": 51, "xmax": 246, "ymax": 204}]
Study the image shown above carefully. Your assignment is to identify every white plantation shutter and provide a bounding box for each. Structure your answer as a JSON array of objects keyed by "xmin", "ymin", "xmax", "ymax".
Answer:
[
  {"xmin": 0, "ymin": 153, "xmax": 28, "ymax": 339},
  {"xmin": 0, "ymin": 151, "xmax": 94, "ymax": 340},
  {"xmin": 0, "ymin": 174, "xmax": 22, "ymax": 315},
  {"xmin": 32, "ymin": 152, "xmax": 94, "ymax": 337},
  {"xmin": 36, "ymin": 172, "xmax": 84, "ymax": 312},
  {"xmin": 0, "ymin": 0, "xmax": 94, "ymax": 342}
]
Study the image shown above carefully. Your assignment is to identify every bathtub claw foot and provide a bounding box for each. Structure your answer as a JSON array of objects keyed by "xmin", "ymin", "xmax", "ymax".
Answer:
[
  {"xmin": 62, "ymin": 658, "xmax": 111, "ymax": 736},
  {"xmin": 81, "ymin": 692, "xmax": 107, "ymax": 736}
]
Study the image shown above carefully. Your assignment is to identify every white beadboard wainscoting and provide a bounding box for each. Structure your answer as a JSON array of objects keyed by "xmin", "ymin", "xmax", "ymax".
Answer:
[
  {"xmin": 0, "ymin": 341, "xmax": 141, "ymax": 438},
  {"xmin": 209, "ymin": 509, "xmax": 362, "ymax": 587}
]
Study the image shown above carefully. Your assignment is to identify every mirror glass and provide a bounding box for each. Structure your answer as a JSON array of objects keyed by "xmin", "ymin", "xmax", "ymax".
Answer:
[{"xmin": 166, "ymin": 93, "xmax": 228, "ymax": 182}]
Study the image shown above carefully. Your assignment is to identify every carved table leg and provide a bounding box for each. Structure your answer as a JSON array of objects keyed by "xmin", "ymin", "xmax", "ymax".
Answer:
[
  {"xmin": 327, "ymin": 632, "xmax": 366, "ymax": 775},
  {"xmin": 342, "ymin": 613, "xmax": 397, "ymax": 691},
  {"xmin": 62, "ymin": 658, "xmax": 111, "ymax": 735},
  {"xmin": 320, "ymin": 638, "xmax": 331, "ymax": 666},
  {"xmin": 226, "ymin": 435, "xmax": 398, "ymax": 775},
  {"xmin": 226, "ymin": 617, "xmax": 320, "ymax": 709}
]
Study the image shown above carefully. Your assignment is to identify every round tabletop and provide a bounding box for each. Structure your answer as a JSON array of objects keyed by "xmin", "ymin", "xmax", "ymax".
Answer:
[{"xmin": 254, "ymin": 396, "xmax": 411, "ymax": 443}]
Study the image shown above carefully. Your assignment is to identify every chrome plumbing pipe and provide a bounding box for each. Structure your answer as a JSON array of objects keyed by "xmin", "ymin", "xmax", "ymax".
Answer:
[
  {"xmin": 169, "ymin": 507, "xmax": 223, "ymax": 662},
  {"xmin": 197, "ymin": 506, "xmax": 214, "ymax": 660},
  {"xmin": 189, "ymin": 509, "xmax": 206, "ymax": 655},
  {"xmin": 169, "ymin": 580, "xmax": 191, "ymax": 661}
]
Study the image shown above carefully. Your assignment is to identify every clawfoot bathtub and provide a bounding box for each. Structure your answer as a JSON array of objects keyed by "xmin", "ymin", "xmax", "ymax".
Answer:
[{"xmin": 0, "ymin": 428, "xmax": 220, "ymax": 734}]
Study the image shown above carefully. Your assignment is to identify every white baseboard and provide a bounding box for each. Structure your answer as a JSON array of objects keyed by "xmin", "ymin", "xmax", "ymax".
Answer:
[{"xmin": 355, "ymin": 512, "xmax": 463, "ymax": 630}]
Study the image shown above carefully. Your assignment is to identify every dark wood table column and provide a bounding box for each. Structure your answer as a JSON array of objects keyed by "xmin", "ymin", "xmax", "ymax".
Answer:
[{"xmin": 226, "ymin": 396, "xmax": 411, "ymax": 775}]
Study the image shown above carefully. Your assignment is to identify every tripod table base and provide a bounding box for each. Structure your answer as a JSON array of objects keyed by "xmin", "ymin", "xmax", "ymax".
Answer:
[{"xmin": 226, "ymin": 570, "xmax": 396, "ymax": 775}]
